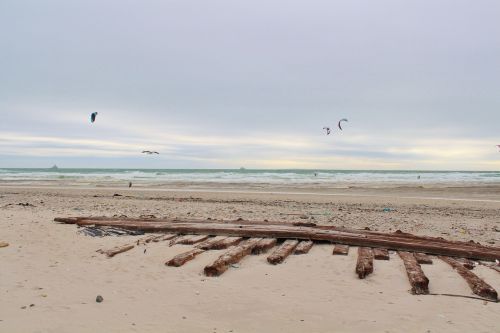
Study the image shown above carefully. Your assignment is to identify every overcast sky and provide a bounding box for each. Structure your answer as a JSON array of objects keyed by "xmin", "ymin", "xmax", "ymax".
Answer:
[{"xmin": 1, "ymin": 0, "xmax": 499, "ymax": 170}]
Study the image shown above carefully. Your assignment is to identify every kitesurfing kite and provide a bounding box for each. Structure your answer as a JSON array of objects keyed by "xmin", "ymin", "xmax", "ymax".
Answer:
[
  {"xmin": 90, "ymin": 112, "xmax": 98, "ymax": 123},
  {"xmin": 142, "ymin": 150, "xmax": 159, "ymax": 155},
  {"xmin": 323, "ymin": 127, "xmax": 331, "ymax": 135},
  {"xmin": 338, "ymin": 118, "xmax": 348, "ymax": 130},
  {"xmin": 496, "ymin": 145, "xmax": 500, "ymax": 152}
]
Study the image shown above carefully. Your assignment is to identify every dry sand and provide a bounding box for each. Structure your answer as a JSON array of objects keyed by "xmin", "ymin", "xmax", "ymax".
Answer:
[{"xmin": 1, "ymin": 185, "xmax": 500, "ymax": 333}]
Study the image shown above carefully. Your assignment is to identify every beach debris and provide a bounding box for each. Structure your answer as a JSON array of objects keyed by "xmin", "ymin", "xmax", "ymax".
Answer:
[
  {"xmin": 440, "ymin": 256, "xmax": 498, "ymax": 301},
  {"xmin": 267, "ymin": 240, "xmax": 299, "ymax": 265},
  {"xmin": 96, "ymin": 295, "xmax": 103, "ymax": 303},
  {"xmin": 176, "ymin": 235, "xmax": 210, "ymax": 245},
  {"xmin": 0, "ymin": 242, "xmax": 9, "ymax": 248},
  {"xmin": 456, "ymin": 258, "xmax": 475, "ymax": 270},
  {"xmin": 332, "ymin": 244, "xmax": 349, "ymax": 255},
  {"xmin": 373, "ymin": 248, "xmax": 390, "ymax": 260},
  {"xmin": 78, "ymin": 225, "xmax": 143, "ymax": 237},
  {"xmin": 17, "ymin": 202, "xmax": 35, "ymax": 207},
  {"xmin": 382, "ymin": 208, "xmax": 392, "ymax": 212},
  {"xmin": 356, "ymin": 247, "xmax": 374, "ymax": 279},
  {"xmin": 398, "ymin": 251, "xmax": 429, "ymax": 295},
  {"xmin": 294, "ymin": 240, "xmax": 314, "ymax": 255},
  {"xmin": 323, "ymin": 127, "xmax": 331, "ymax": 135},
  {"xmin": 113, "ymin": 193, "xmax": 122, "ymax": 197},
  {"xmin": 204, "ymin": 238, "xmax": 262, "ymax": 276},
  {"xmin": 97, "ymin": 244, "xmax": 135, "ymax": 258},
  {"xmin": 414, "ymin": 253, "xmax": 433, "ymax": 265},
  {"xmin": 195, "ymin": 236, "xmax": 228, "ymax": 250},
  {"xmin": 166, "ymin": 248, "xmax": 205, "ymax": 267},
  {"xmin": 138, "ymin": 234, "xmax": 164, "ymax": 245},
  {"xmin": 208, "ymin": 237, "xmax": 244, "ymax": 250},
  {"xmin": 251, "ymin": 238, "xmax": 277, "ymax": 255},
  {"xmin": 338, "ymin": 118, "xmax": 348, "ymax": 130},
  {"xmin": 154, "ymin": 233, "xmax": 177, "ymax": 242}
]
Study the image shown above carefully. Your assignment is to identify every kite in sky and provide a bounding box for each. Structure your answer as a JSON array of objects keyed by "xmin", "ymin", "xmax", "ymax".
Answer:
[{"xmin": 90, "ymin": 112, "xmax": 98, "ymax": 123}]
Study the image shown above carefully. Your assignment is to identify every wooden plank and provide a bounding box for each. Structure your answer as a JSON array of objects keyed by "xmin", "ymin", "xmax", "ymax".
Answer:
[
  {"xmin": 176, "ymin": 235, "xmax": 210, "ymax": 245},
  {"xmin": 97, "ymin": 244, "xmax": 134, "ymax": 258},
  {"xmin": 456, "ymin": 258, "xmax": 475, "ymax": 270},
  {"xmin": 204, "ymin": 238, "xmax": 262, "ymax": 276},
  {"xmin": 398, "ymin": 251, "xmax": 429, "ymax": 295},
  {"xmin": 166, "ymin": 248, "xmax": 205, "ymax": 267},
  {"xmin": 267, "ymin": 240, "xmax": 299, "ymax": 265},
  {"xmin": 332, "ymin": 244, "xmax": 349, "ymax": 255},
  {"xmin": 356, "ymin": 247, "xmax": 374, "ymax": 279},
  {"xmin": 0, "ymin": 241, "xmax": 9, "ymax": 248},
  {"xmin": 294, "ymin": 240, "xmax": 314, "ymax": 255},
  {"xmin": 57, "ymin": 217, "xmax": 500, "ymax": 261},
  {"xmin": 414, "ymin": 252, "xmax": 433, "ymax": 265},
  {"xmin": 137, "ymin": 235, "xmax": 160, "ymax": 245},
  {"xmin": 195, "ymin": 236, "xmax": 228, "ymax": 250},
  {"xmin": 252, "ymin": 238, "xmax": 277, "ymax": 255},
  {"xmin": 210, "ymin": 237, "xmax": 243, "ymax": 250},
  {"xmin": 440, "ymin": 256, "xmax": 498, "ymax": 301},
  {"xmin": 153, "ymin": 233, "xmax": 177, "ymax": 242},
  {"xmin": 373, "ymin": 248, "xmax": 390, "ymax": 260}
]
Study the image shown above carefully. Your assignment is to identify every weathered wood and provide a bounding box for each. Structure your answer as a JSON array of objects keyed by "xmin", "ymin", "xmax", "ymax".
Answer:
[
  {"xmin": 210, "ymin": 237, "xmax": 243, "ymax": 250},
  {"xmin": 97, "ymin": 244, "xmax": 134, "ymax": 257},
  {"xmin": 373, "ymin": 248, "xmax": 390, "ymax": 260},
  {"xmin": 0, "ymin": 241, "xmax": 9, "ymax": 248},
  {"xmin": 486, "ymin": 264, "xmax": 500, "ymax": 274},
  {"xmin": 204, "ymin": 238, "xmax": 262, "ymax": 276},
  {"xmin": 166, "ymin": 248, "xmax": 205, "ymax": 267},
  {"xmin": 356, "ymin": 247, "xmax": 374, "ymax": 279},
  {"xmin": 294, "ymin": 240, "xmax": 314, "ymax": 255},
  {"xmin": 195, "ymin": 236, "xmax": 228, "ymax": 250},
  {"xmin": 440, "ymin": 256, "xmax": 498, "ymax": 301},
  {"xmin": 56, "ymin": 217, "xmax": 500, "ymax": 261},
  {"xmin": 251, "ymin": 238, "xmax": 277, "ymax": 255},
  {"xmin": 137, "ymin": 235, "xmax": 161, "ymax": 245},
  {"xmin": 414, "ymin": 253, "xmax": 433, "ymax": 265},
  {"xmin": 332, "ymin": 244, "xmax": 349, "ymax": 255},
  {"xmin": 267, "ymin": 240, "xmax": 299, "ymax": 265},
  {"xmin": 456, "ymin": 258, "xmax": 475, "ymax": 270},
  {"xmin": 398, "ymin": 251, "xmax": 429, "ymax": 295},
  {"xmin": 176, "ymin": 234, "xmax": 210, "ymax": 245},
  {"xmin": 153, "ymin": 233, "xmax": 177, "ymax": 242}
]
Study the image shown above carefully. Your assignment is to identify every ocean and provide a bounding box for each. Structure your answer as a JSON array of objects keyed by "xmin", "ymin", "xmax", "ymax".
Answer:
[{"xmin": 0, "ymin": 168, "xmax": 499, "ymax": 186}]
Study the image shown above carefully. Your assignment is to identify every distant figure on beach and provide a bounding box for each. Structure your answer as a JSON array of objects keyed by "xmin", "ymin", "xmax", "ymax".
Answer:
[
  {"xmin": 417, "ymin": 175, "xmax": 421, "ymax": 180},
  {"xmin": 128, "ymin": 181, "xmax": 132, "ymax": 188},
  {"xmin": 90, "ymin": 112, "xmax": 98, "ymax": 123}
]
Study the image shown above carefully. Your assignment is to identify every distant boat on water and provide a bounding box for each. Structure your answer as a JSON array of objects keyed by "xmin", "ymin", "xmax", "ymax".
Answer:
[{"xmin": 50, "ymin": 165, "xmax": 58, "ymax": 170}]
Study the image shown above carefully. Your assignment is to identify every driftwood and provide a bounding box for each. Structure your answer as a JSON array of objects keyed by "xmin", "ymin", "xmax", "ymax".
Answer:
[
  {"xmin": 195, "ymin": 236, "xmax": 227, "ymax": 250},
  {"xmin": 373, "ymin": 248, "xmax": 390, "ymax": 260},
  {"xmin": 155, "ymin": 233, "xmax": 177, "ymax": 242},
  {"xmin": 97, "ymin": 244, "xmax": 134, "ymax": 257},
  {"xmin": 166, "ymin": 249, "xmax": 205, "ymax": 267},
  {"xmin": 356, "ymin": 247, "xmax": 374, "ymax": 279},
  {"xmin": 252, "ymin": 238, "xmax": 277, "ymax": 255},
  {"xmin": 440, "ymin": 256, "xmax": 498, "ymax": 301},
  {"xmin": 176, "ymin": 235, "xmax": 210, "ymax": 245},
  {"xmin": 294, "ymin": 240, "xmax": 314, "ymax": 255},
  {"xmin": 456, "ymin": 258, "xmax": 475, "ymax": 270},
  {"xmin": 137, "ymin": 235, "xmax": 162, "ymax": 245},
  {"xmin": 204, "ymin": 238, "xmax": 262, "ymax": 276},
  {"xmin": 267, "ymin": 240, "xmax": 299, "ymax": 265},
  {"xmin": 210, "ymin": 237, "xmax": 243, "ymax": 250},
  {"xmin": 398, "ymin": 251, "xmax": 429, "ymax": 295},
  {"xmin": 55, "ymin": 217, "xmax": 500, "ymax": 261},
  {"xmin": 0, "ymin": 241, "xmax": 9, "ymax": 248},
  {"xmin": 414, "ymin": 253, "xmax": 433, "ymax": 265},
  {"xmin": 332, "ymin": 244, "xmax": 349, "ymax": 255}
]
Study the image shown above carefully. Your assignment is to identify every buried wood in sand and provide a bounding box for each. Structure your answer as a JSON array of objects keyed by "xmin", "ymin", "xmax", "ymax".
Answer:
[
  {"xmin": 373, "ymin": 248, "xmax": 390, "ymax": 260},
  {"xmin": 414, "ymin": 252, "xmax": 433, "ymax": 265},
  {"xmin": 166, "ymin": 248, "xmax": 205, "ymax": 267},
  {"xmin": 332, "ymin": 244, "xmax": 349, "ymax": 255},
  {"xmin": 251, "ymin": 238, "xmax": 277, "ymax": 255},
  {"xmin": 294, "ymin": 240, "xmax": 314, "ymax": 255},
  {"xmin": 204, "ymin": 238, "xmax": 262, "ymax": 277},
  {"xmin": 356, "ymin": 247, "xmax": 374, "ymax": 279},
  {"xmin": 0, "ymin": 241, "xmax": 9, "ymax": 248},
  {"xmin": 97, "ymin": 244, "xmax": 135, "ymax": 257},
  {"xmin": 398, "ymin": 251, "xmax": 429, "ymax": 295},
  {"xmin": 267, "ymin": 240, "xmax": 299, "ymax": 264}
]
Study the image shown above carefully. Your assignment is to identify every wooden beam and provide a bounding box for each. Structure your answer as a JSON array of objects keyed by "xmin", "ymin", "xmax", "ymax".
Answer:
[
  {"xmin": 267, "ymin": 240, "xmax": 299, "ymax": 265},
  {"xmin": 97, "ymin": 244, "xmax": 134, "ymax": 258},
  {"xmin": 373, "ymin": 248, "xmax": 390, "ymax": 260},
  {"xmin": 440, "ymin": 256, "xmax": 498, "ymax": 301},
  {"xmin": 153, "ymin": 233, "xmax": 177, "ymax": 242},
  {"xmin": 398, "ymin": 251, "xmax": 429, "ymax": 295},
  {"xmin": 195, "ymin": 236, "xmax": 227, "ymax": 250},
  {"xmin": 210, "ymin": 237, "xmax": 243, "ymax": 250},
  {"xmin": 176, "ymin": 235, "xmax": 210, "ymax": 245},
  {"xmin": 204, "ymin": 238, "xmax": 262, "ymax": 276},
  {"xmin": 294, "ymin": 240, "xmax": 314, "ymax": 255},
  {"xmin": 166, "ymin": 249, "xmax": 205, "ymax": 267},
  {"xmin": 356, "ymin": 247, "xmax": 374, "ymax": 279},
  {"xmin": 332, "ymin": 244, "xmax": 349, "ymax": 255},
  {"xmin": 251, "ymin": 238, "xmax": 277, "ymax": 255},
  {"xmin": 414, "ymin": 253, "xmax": 433, "ymax": 265}
]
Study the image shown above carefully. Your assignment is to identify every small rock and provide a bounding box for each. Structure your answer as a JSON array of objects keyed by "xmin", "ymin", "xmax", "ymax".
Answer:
[
  {"xmin": 21, "ymin": 306, "xmax": 26, "ymax": 309},
  {"xmin": 29, "ymin": 304, "xmax": 35, "ymax": 307},
  {"xmin": 96, "ymin": 295, "xmax": 104, "ymax": 303}
]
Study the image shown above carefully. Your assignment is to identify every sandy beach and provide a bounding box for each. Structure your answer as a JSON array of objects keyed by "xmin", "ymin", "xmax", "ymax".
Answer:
[{"xmin": 1, "ymin": 184, "xmax": 500, "ymax": 333}]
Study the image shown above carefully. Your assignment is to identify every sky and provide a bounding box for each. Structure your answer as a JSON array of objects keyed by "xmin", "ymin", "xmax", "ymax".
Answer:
[{"xmin": 0, "ymin": 0, "xmax": 499, "ymax": 170}]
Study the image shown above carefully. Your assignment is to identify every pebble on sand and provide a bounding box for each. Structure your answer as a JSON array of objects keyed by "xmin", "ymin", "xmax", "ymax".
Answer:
[{"xmin": 96, "ymin": 295, "xmax": 104, "ymax": 303}]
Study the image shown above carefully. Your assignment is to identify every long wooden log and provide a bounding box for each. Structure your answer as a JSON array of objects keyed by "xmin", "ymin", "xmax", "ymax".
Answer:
[
  {"xmin": 294, "ymin": 240, "xmax": 314, "ymax": 255},
  {"xmin": 332, "ymin": 244, "xmax": 349, "ymax": 255},
  {"xmin": 166, "ymin": 248, "xmax": 205, "ymax": 267},
  {"xmin": 153, "ymin": 233, "xmax": 177, "ymax": 242},
  {"xmin": 373, "ymin": 248, "xmax": 390, "ymax": 260},
  {"xmin": 440, "ymin": 256, "xmax": 498, "ymax": 301},
  {"xmin": 137, "ymin": 235, "xmax": 161, "ymax": 245},
  {"xmin": 210, "ymin": 237, "xmax": 243, "ymax": 250},
  {"xmin": 267, "ymin": 240, "xmax": 299, "ymax": 265},
  {"xmin": 195, "ymin": 236, "xmax": 227, "ymax": 250},
  {"xmin": 398, "ymin": 251, "xmax": 429, "ymax": 295},
  {"xmin": 176, "ymin": 235, "xmax": 210, "ymax": 245},
  {"xmin": 204, "ymin": 238, "xmax": 262, "ymax": 276},
  {"xmin": 414, "ymin": 253, "xmax": 433, "ymax": 265},
  {"xmin": 97, "ymin": 244, "xmax": 134, "ymax": 257},
  {"xmin": 252, "ymin": 238, "xmax": 277, "ymax": 255},
  {"xmin": 356, "ymin": 247, "xmax": 374, "ymax": 279},
  {"xmin": 55, "ymin": 218, "xmax": 500, "ymax": 261},
  {"xmin": 456, "ymin": 258, "xmax": 475, "ymax": 270}
]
